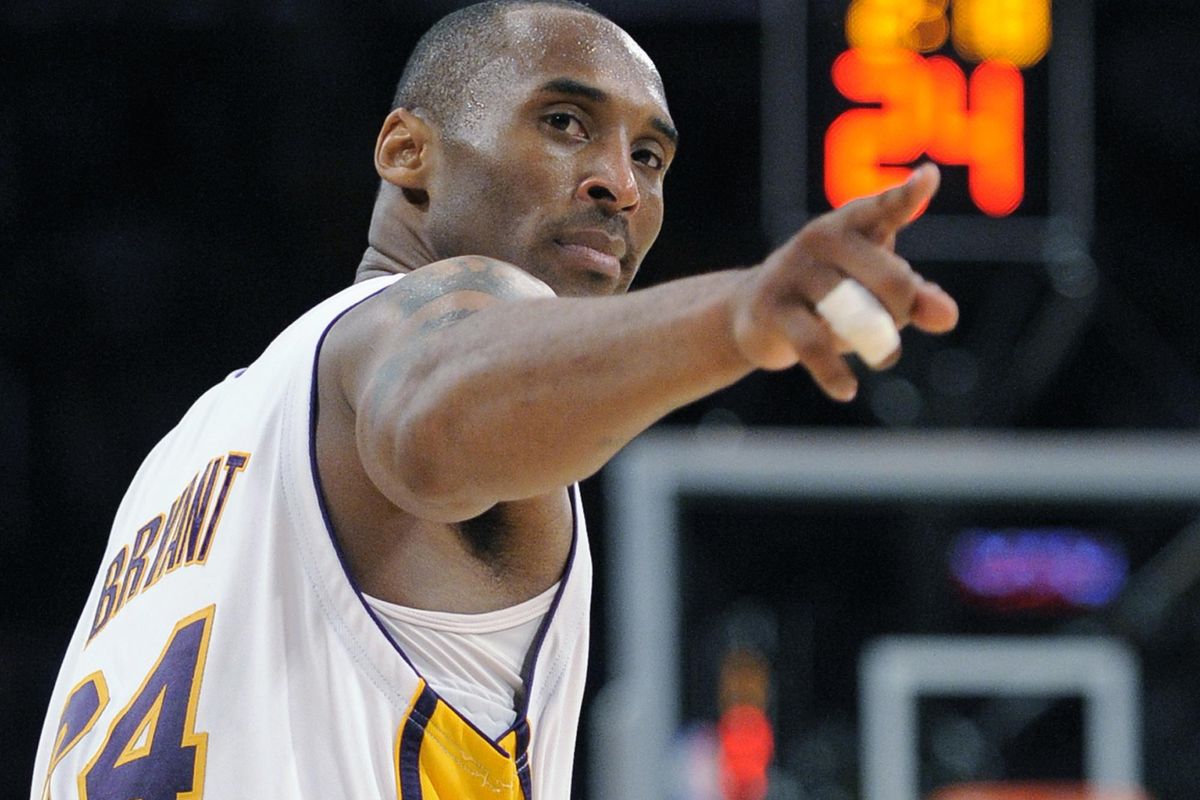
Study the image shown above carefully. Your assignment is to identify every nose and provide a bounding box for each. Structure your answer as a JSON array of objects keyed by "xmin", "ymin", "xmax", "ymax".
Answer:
[{"xmin": 576, "ymin": 144, "xmax": 640, "ymax": 214}]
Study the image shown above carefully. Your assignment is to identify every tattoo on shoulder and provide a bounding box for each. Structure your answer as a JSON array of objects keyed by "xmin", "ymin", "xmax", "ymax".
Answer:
[
  {"xmin": 394, "ymin": 256, "xmax": 533, "ymax": 318},
  {"xmin": 418, "ymin": 308, "xmax": 478, "ymax": 334},
  {"xmin": 359, "ymin": 258, "xmax": 523, "ymax": 421}
]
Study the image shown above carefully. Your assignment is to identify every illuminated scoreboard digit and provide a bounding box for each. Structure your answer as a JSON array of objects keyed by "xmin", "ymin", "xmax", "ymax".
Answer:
[
  {"xmin": 760, "ymin": 0, "xmax": 1093, "ymax": 262},
  {"xmin": 827, "ymin": 0, "xmax": 1040, "ymax": 217}
]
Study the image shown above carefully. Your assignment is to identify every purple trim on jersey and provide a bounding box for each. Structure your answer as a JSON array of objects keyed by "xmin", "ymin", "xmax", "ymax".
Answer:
[
  {"xmin": 512, "ymin": 486, "xmax": 579, "ymax": 721},
  {"xmin": 515, "ymin": 718, "xmax": 534, "ymax": 799},
  {"xmin": 305, "ymin": 278, "xmax": 582, "ymax": 760},
  {"xmin": 306, "ymin": 281, "xmax": 424, "ymax": 677},
  {"xmin": 396, "ymin": 684, "xmax": 440, "ymax": 799},
  {"xmin": 396, "ymin": 686, "xmax": 532, "ymax": 799}
]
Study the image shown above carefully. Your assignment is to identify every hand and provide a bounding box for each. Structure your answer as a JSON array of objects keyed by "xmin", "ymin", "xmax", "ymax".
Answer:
[{"xmin": 731, "ymin": 163, "xmax": 959, "ymax": 401}]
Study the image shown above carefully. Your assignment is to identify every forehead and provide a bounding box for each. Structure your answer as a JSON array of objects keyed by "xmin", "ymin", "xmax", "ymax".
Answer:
[{"xmin": 484, "ymin": 8, "xmax": 671, "ymax": 120}]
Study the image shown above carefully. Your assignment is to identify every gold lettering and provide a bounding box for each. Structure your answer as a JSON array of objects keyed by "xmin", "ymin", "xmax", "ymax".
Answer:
[
  {"xmin": 90, "ymin": 450, "xmax": 250, "ymax": 641},
  {"xmin": 87, "ymin": 546, "xmax": 129, "ymax": 643},
  {"xmin": 120, "ymin": 515, "xmax": 163, "ymax": 604}
]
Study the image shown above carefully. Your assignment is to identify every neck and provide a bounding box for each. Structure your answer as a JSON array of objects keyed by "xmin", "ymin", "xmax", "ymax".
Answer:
[
  {"xmin": 355, "ymin": 246, "xmax": 414, "ymax": 284},
  {"xmin": 357, "ymin": 185, "xmax": 439, "ymax": 284}
]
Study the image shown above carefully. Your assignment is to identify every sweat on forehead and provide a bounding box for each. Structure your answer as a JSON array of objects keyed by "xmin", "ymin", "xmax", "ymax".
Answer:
[
  {"xmin": 391, "ymin": 0, "xmax": 663, "ymax": 130},
  {"xmin": 503, "ymin": 6, "xmax": 661, "ymax": 86}
]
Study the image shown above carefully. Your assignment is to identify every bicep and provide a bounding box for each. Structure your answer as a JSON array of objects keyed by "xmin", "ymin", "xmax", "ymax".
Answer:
[{"xmin": 320, "ymin": 256, "xmax": 554, "ymax": 519}]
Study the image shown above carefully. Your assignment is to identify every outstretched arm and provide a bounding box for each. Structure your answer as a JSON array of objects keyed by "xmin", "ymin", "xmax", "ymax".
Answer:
[{"xmin": 324, "ymin": 165, "xmax": 957, "ymax": 523}]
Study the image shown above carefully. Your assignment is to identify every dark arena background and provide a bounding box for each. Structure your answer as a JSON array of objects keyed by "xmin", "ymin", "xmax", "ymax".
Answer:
[{"xmin": 4, "ymin": 1, "xmax": 1200, "ymax": 799}]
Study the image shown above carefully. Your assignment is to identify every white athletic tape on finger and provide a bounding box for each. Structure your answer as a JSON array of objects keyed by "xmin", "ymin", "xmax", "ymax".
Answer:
[{"xmin": 815, "ymin": 278, "xmax": 900, "ymax": 368}]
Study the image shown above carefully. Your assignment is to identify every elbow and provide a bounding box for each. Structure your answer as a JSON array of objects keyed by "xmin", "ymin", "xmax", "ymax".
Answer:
[{"xmin": 355, "ymin": 397, "xmax": 493, "ymax": 523}]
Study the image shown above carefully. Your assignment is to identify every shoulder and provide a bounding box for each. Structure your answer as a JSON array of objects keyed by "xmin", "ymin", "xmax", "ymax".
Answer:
[
  {"xmin": 371, "ymin": 255, "xmax": 555, "ymax": 319},
  {"xmin": 320, "ymin": 255, "xmax": 554, "ymax": 393}
]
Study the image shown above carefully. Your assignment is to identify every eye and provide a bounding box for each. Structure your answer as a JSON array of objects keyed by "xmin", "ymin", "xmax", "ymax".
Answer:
[
  {"xmin": 543, "ymin": 112, "xmax": 587, "ymax": 139},
  {"xmin": 633, "ymin": 147, "xmax": 665, "ymax": 171}
]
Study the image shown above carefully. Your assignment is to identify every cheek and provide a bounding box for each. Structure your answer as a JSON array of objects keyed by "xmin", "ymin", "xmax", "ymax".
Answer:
[
  {"xmin": 467, "ymin": 146, "xmax": 558, "ymax": 218},
  {"xmin": 428, "ymin": 155, "xmax": 533, "ymax": 252},
  {"xmin": 633, "ymin": 191, "xmax": 665, "ymax": 250}
]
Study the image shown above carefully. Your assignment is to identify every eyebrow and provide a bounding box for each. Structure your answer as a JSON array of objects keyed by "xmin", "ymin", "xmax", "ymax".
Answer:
[{"xmin": 537, "ymin": 77, "xmax": 679, "ymax": 146}]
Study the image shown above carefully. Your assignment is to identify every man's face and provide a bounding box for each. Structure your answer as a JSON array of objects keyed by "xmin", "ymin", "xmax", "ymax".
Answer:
[{"xmin": 422, "ymin": 9, "xmax": 677, "ymax": 297}]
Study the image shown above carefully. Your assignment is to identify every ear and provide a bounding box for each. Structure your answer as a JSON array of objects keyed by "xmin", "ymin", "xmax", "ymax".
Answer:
[{"xmin": 374, "ymin": 108, "xmax": 435, "ymax": 192}]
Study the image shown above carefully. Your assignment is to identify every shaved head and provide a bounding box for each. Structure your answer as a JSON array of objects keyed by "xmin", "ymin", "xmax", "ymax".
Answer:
[
  {"xmin": 392, "ymin": 0, "xmax": 658, "ymax": 135},
  {"xmin": 371, "ymin": 0, "xmax": 675, "ymax": 297},
  {"xmin": 391, "ymin": 0, "xmax": 667, "ymax": 140}
]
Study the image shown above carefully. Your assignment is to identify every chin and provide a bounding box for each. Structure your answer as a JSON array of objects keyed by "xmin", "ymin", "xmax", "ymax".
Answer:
[
  {"xmin": 576, "ymin": 271, "xmax": 628, "ymax": 298},
  {"xmin": 529, "ymin": 264, "xmax": 612, "ymax": 298}
]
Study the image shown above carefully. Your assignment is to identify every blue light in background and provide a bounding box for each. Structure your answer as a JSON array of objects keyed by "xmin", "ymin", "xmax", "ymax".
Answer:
[{"xmin": 948, "ymin": 527, "xmax": 1129, "ymax": 611}]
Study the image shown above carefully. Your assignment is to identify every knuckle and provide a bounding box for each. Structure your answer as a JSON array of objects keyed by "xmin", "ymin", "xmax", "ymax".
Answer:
[
  {"xmin": 793, "ymin": 226, "xmax": 818, "ymax": 253},
  {"xmin": 797, "ymin": 219, "xmax": 838, "ymax": 253},
  {"xmin": 878, "ymin": 268, "xmax": 918, "ymax": 307},
  {"xmin": 753, "ymin": 285, "xmax": 786, "ymax": 321},
  {"xmin": 793, "ymin": 325, "xmax": 834, "ymax": 364}
]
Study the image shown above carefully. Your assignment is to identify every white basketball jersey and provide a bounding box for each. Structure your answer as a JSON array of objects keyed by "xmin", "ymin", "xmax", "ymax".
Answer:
[{"xmin": 30, "ymin": 275, "xmax": 593, "ymax": 800}]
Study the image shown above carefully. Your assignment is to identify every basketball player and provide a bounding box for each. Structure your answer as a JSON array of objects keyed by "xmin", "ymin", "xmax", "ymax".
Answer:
[{"xmin": 31, "ymin": 1, "xmax": 957, "ymax": 797}]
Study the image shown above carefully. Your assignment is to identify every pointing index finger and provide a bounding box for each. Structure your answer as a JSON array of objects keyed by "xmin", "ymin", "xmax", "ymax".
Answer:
[{"xmin": 847, "ymin": 163, "xmax": 941, "ymax": 240}]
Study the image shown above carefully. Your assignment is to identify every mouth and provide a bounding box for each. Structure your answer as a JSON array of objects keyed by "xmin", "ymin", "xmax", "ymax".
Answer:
[{"xmin": 553, "ymin": 230, "xmax": 627, "ymax": 280}]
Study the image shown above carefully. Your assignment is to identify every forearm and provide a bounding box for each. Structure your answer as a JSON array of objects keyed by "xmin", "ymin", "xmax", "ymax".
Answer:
[
  {"xmin": 351, "ymin": 169, "xmax": 959, "ymax": 522},
  {"xmin": 365, "ymin": 268, "xmax": 753, "ymax": 519}
]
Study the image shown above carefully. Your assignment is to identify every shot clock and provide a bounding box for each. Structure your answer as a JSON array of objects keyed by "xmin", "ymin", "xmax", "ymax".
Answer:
[{"xmin": 761, "ymin": 0, "xmax": 1093, "ymax": 263}]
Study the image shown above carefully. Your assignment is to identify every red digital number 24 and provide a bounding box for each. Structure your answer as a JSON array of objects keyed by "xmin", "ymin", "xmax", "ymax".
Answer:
[{"xmin": 825, "ymin": 47, "xmax": 1024, "ymax": 217}]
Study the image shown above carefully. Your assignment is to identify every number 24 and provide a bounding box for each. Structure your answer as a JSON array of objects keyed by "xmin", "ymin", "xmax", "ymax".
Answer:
[{"xmin": 42, "ymin": 606, "xmax": 214, "ymax": 800}]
